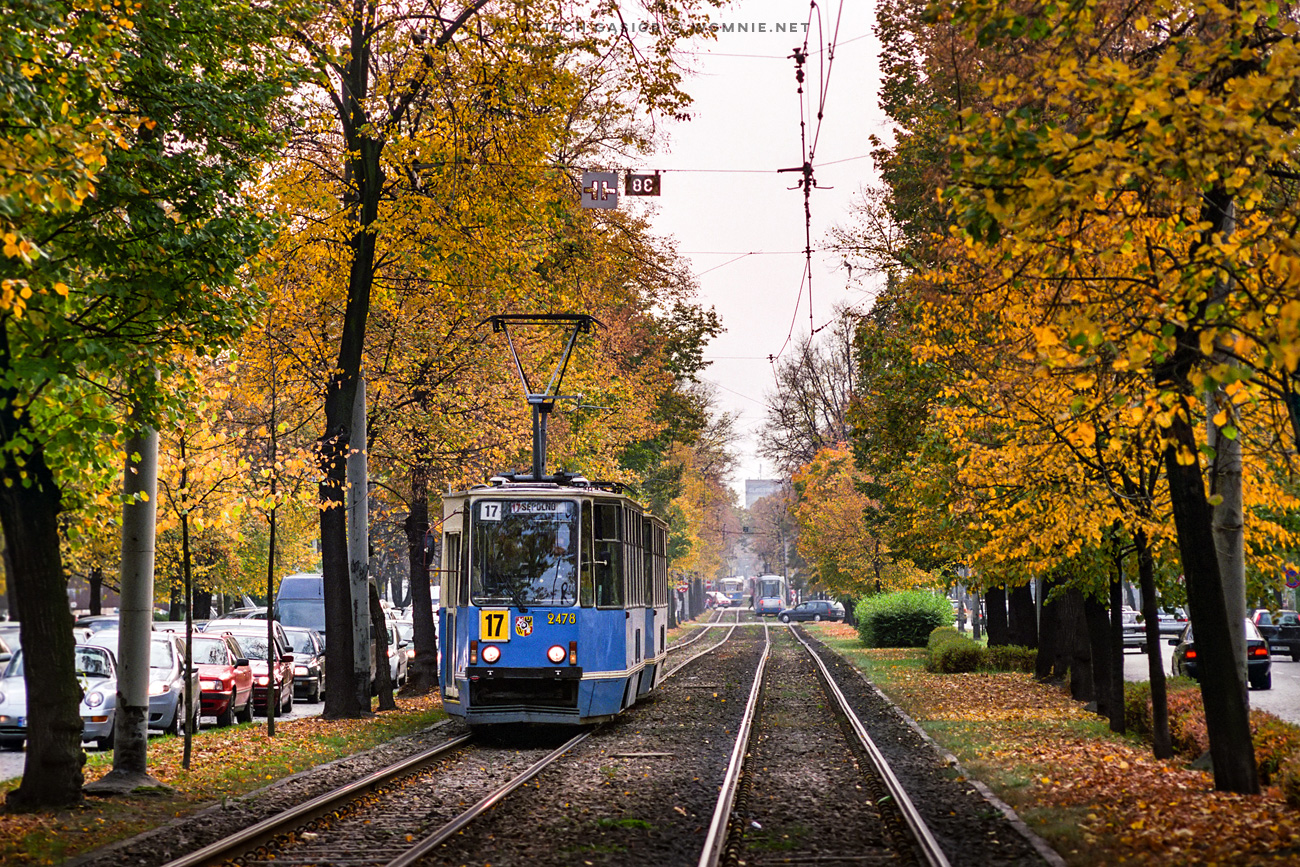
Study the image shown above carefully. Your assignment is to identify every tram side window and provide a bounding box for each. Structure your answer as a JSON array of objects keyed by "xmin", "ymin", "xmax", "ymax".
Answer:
[
  {"xmin": 654, "ymin": 525, "xmax": 668, "ymax": 607},
  {"xmin": 594, "ymin": 503, "xmax": 622, "ymax": 607},
  {"xmin": 624, "ymin": 507, "xmax": 641, "ymax": 607},
  {"xmin": 643, "ymin": 519, "xmax": 654, "ymax": 605},
  {"xmin": 580, "ymin": 500, "xmax": 594, "ymax": 606},
  {"xmin": 444, "ymin": 532, "xmax": 463, "ymax": 607}
]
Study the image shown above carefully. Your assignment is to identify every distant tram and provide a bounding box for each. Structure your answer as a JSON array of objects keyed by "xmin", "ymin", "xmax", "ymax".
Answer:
[
  {"xmin": 754, "ymin": 574, "xmax": 788, "ymax": 616},
  {"xmin": 437, "ymin": 314, "xmax": 671, "ymax": 726},
  {"xmin": 718, "ymin": 576, "xmax": 747, "ymax": 608}
]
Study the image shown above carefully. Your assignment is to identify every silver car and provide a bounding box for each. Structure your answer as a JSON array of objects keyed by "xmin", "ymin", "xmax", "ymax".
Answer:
[
  {"xmin": 0, "ymin": 644, "xmax": 119, "ymax": 751},
  {"xmin": 86, "ymin": 631, "xmax": 200, "ymax": 734}
]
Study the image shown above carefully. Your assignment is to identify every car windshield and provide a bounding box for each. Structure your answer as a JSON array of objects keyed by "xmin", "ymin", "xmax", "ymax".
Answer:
[
  {"xmin": 4, "ymin": 650, "xmax": 22, "ymax": 678},
  {"xmin": 191, "ymin": 637, "xmax": 232, "ymax": 665},
  {"xmin": 277, "ymin": 600, "xmax": 326, "ymax": 632},
  {"xmin": 150, "ymin": 639, "xmax": 175, "ymax": 671},
  {"xmin": 226, "ymin": 635, "xmax": 270, "ymax": 660},
  {"xmin": 286, "ymin": 631, "xmax": 317, "ymax": 655},
  {"xmin": 75, "ymin": 647, "xmax": 112, "ymax": 678},
  {"xmin": 395, "ymin": 622, "xmax": 414, "ymax": 643},
  {"xmin": 471, "ymin": 499, "xmax": 579, "ymax": 608},
  {"xmin": 1278, "ymin": 612, "xmax": 1299, "ymax": 626}
]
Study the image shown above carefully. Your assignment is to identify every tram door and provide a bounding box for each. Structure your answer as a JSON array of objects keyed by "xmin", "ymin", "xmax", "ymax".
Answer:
[{"xmin": 442, "ymin": 531, "xmax": 462, "ymax": 700}]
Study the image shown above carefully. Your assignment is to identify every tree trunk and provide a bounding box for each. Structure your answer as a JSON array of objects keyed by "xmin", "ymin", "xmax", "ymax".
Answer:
[
  {"xmin": 1207, "ymin": 386, "xmax": 1247, "ymax": 684},
  {"xmin": 192, "ymin": 585, "xmax": 212, "ymax": 620},
  {"xmin": 1008, "ymin": 583, "xmax": 1037, "ymax": 647},
  {"xmin": 369, "ymin": 582, "xmax": 396, "ymax": 711},
  {"xmin": 319, "ymin": 132, "xmax": 382, "ymax": 720},
  {"xmin": 985, "ymin": 586, "xmax": 1009, "ymax": 646},
  {"xmin": 1164, "ymin": 409, "xmax": 1257, "ymax": 792},
  {"xmin": 0, "ymin": 442, "xmax": 83, "ymax": 810},
  {"xmin": 1053, "ymin": 588, "xmax": 1091, "ymax": 700},
  {"xmin": 1136, "ymin": 528, "xmax": 1173, "ymax": 758},
  {"xmin": 1083, "ymin": 594, "xmax": 1112, "ymax": 719},
  {"xmin": 405, "ymin": 464, "xmax": 438, "ymax": 693}
]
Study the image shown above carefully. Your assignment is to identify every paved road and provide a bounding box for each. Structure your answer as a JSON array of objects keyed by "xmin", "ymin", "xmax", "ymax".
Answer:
[
  {"xmin": 1122, "ymin": 634, "xmax": 1300, "ymax": 725},
  {"xmin": 0, "ymin": 695, "xmax": 326, "ymax": 783}
]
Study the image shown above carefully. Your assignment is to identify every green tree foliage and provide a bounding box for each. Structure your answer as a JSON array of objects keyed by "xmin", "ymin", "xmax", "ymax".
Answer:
[{"xmin": 0, "ymin": 0, "xmax": 303, "ymax": 809}]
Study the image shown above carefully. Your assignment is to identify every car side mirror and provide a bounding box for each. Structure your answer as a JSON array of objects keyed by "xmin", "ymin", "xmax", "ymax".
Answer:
[
  {"xmin": 282, "ymin": 653, "xmax": 294, "ymax": 664},
  {"xmin": 235, "ymin": 657, "xmax": 249, "ymax": 667},
  {"xmin": 1168, "ymin": 638, "xmax": 1180, "ymax": 646}
]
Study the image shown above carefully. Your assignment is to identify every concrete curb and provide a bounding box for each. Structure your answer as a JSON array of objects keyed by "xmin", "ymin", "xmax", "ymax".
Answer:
[{"xmin": 807, "ymin": 633, "xmax": 1068, "ymax": 867}]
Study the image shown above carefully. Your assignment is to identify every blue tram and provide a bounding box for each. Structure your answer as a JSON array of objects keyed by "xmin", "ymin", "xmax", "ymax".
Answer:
[{"xmin": 438, "ymin": 473, "xmax": 670, "ymax": 726}]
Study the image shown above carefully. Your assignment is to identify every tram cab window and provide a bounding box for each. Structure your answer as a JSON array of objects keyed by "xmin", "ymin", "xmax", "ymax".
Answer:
[
  {"xmin": 470, "ymin": 499, "xmax": 579, "ymax": 607},
  {"xmin": 624, "ymin": 507, "xmax": 643, "ymax": 607},
  {"xmin": 593, "ymin": 503, "xmax": 623, "ymax": 608}
]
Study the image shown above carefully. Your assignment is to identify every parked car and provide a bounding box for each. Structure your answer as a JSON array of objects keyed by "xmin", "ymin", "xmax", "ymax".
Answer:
[
  {"xmin": 74, "ymin": 614, "xmax": 120, "ymax": 633},
  {"xmin": 213, "ymin": 622, "xmax": 294, "ymax": 714},
  {"xmin": 0, "ymin": 644, "xmax": 119, "ymax": 750},
  {"xmin": 191, "ymin": 632, "xmax": 253, "ymax": 726},
  {"xmin": 283, "ymin": 627, "xmax": 326, "ymax": 703},
  {"xmin": 85, "ymin": 631, "xmax": 201, "ymax": 734},
  {"xmin": 1170, "ymin": 619, "xmax": 1272, "ymax": 690},
  {"xmin": 1122, "ymin": 609, "xmax": 1148, "ymax": 653},
  {"xmin": 1156, "ymin": 607, "xmax": 1189, "ymax": 635},
  {"xmin": 1252, "ymin": 609, "xmax": 1300, "ymax": 662},
  {"xmin": 383, "ymin": 622, "xmax": 408, "ymax": 689},
  {"xmin": 777, "ymin": 599, "xmax": 845, "ymax": 623},
  {"xmin": 392, "ymin": 619, "xmax": 416, "ymax": 667}
]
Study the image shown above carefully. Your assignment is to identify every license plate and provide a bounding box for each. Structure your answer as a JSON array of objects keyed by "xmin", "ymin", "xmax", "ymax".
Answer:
[{"xmin": 16, "ymin": 717, "xmax": 24, "ymax": 727}]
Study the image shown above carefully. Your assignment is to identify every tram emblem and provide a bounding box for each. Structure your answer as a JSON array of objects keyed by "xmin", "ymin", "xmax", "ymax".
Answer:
[{"xmin": 515, "ymin": 615, "xmax": 534, "ymax": 637}]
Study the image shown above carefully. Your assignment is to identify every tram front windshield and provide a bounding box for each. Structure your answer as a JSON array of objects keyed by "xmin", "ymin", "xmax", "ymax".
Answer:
[{"xmin": 471, "ymin": 499, "xmax": 579, "ymax": 607}]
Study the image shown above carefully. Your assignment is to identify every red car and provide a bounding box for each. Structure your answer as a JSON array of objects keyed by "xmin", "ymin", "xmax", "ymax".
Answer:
[
  {"xmin": 216, "ymin": 622, "xmax": 295, "ymax": 714},
  {"xmin": 191, "ymin": 632, "xmax": 254, "ymax": 726}
]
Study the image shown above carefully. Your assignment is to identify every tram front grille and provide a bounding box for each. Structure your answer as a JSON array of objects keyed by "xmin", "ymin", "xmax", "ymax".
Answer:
[{"xmin": 469, "ymin": 678, "xmax": 579, "ymax": 708}]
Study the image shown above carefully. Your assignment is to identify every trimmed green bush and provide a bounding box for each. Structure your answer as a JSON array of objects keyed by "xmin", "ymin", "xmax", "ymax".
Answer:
[
  {"xmin": 856, "ymin": 590, "xmax": 952, "ymax": 648},
  {"xmin": 927, "ymin": 626, "xmax": 961, "ymax": 650},
  {"xmin": 933, "ymin": 639, "xmax": 983, "ymax": 672},
  {"xmin": 983, "ymin": 645, "xmax": 1036, "ymax": 673}
]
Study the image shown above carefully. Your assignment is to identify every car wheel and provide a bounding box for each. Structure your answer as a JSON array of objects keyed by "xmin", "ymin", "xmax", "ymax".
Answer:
[
  {"xmin": 168, "ymin": 707, "xmax": 182, "ymax": 736},
  {"xmin": 780, "ymin": 614, "xmax": 791, "ymax": 623},
  {"xmin": 0, "ymin": 737, "xmax": 23, "ymax": 751},
  {"xmin": 283, "ymin": 685, "xmax": 293, "ymax": 713},
  {"xmin": 308, "ymin": 681, "xmax": 320, "ymax": 704},
  {"xmin": 95, "ymin": 729, "xmax": 113, "ymax": 751},
  {"xmin": 1251, "ymin": 670, "xmax": 1273, "ymax": 690},
  {"xmin": 1139, "ymin": 644, "xmax": 1147, "ymax": 654},
  {"xmin": 236, "ymin": 692, "xmax": 254, "ymax": 723},
  {"xmin": 216, "ymin": 693, "xmax": 234, "ymax": 727},
  {"xmin": 1291, "ymin": 649, "xmax": 1300, "ymax": 663},
  {"xmin": 813, "ymin": 614, "xmax": 823, "ymax": 622}
]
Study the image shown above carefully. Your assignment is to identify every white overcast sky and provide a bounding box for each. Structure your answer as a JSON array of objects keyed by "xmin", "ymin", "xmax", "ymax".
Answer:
[{"xmin": 617, "ymin": 0, "xmax": 886, "ymax": 500}]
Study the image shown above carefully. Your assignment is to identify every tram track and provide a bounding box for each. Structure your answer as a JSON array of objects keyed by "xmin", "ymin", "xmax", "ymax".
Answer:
[
  {"xmin": 157, "ymin": 610, "xmax": 748, "ymax": 867},
  {"xmin": 699, "ymin": 624, "xmax": 950, "ymax": 867}
]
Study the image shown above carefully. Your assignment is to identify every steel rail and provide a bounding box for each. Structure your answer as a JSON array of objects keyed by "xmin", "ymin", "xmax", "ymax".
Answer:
[
  {"xmin": 790, "ymin": 626, "xmax": 951, "ymax": 867},
  {"xmin": 384, "ymin": 729, "xmax": 592, "ymax": 867},
  {"xmin": 666, "ymin": 608, "xmax": 741, "ymax": 679},
  {"xmin": 697, "ymin": 621, "xmax": 771, "ymax": 867},
  {"xmin": 159, "ymin": 732, "xmax": 474, "ymax": 867}
]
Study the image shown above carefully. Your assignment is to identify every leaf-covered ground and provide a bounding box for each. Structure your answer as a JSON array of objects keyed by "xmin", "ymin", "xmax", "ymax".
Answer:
[
  {"xmin": 0, "ymin": 694, "xmax": 446, "ymax": 866},
  {"xmin": 814, "ymin": 623, "xmax": 1300, "ymax": 866}
]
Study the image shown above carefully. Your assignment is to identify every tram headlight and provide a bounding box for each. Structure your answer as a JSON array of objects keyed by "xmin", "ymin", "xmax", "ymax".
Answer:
[
  {"xmin": 547, "ymin": 644, "xmax": 566, "ymax": 664},
  {"xmin": 481, "ymin": 645, "xmax": 501, "ymax": 664}
]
